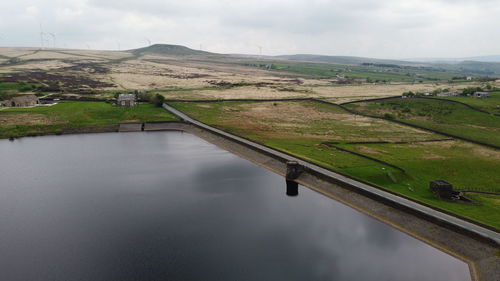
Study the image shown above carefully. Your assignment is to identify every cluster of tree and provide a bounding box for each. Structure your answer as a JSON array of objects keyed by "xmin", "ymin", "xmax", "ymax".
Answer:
[
  {"xmin": 365, "ymin": 77, "xmax": 388, "ymax": 83},
  {"xmin": 138, "ymin": 92, "xmax": 165, "ymax": 107},
  {"xmin": 431, "ymin": 88, "xmax": 450, "ymax": 94},
  {"xmin": 462, "ymin": 87, "xmax": 484, "ymax": 95},
  {"xmin": 402, "ymin": 88, "xmax": 450, "ymax": 97},
  {"xmin": 402, "ymin": 91, "xmax": 417, "ymax": 97}
]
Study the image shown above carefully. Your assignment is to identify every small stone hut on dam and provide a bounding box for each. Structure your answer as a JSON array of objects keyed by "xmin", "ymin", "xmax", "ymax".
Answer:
[
  {"xmin": 2, "ymin": 94, "xmax": 40, "ymax": 107},
  {"xmin": 117, "ymin": 94, "xmax": 137, "ymax": 107}
]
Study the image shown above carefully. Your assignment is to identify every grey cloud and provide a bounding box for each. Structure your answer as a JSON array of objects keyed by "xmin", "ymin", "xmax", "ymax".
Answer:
[{"xmin": 0, "ymin": 0, "xmax": 499, "ymax": 58}]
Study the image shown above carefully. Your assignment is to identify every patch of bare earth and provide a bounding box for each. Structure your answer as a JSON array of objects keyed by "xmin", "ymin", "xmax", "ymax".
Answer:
[
  {"xmin": 420, "ymin": 154, "xmax": 447, "ymax": 160},
  {"xmin": 356, "ymin": 146, "xmax": 387, "ymax": 155},
  {"xmin": 464, "ymin": 143, "xmax": 500, "ymax": 161},
  {"xmin": 468, "ymin": 124, "xmax": 500, "ymax": 131},
  {"xmin": 1, "ymin": 60, "xmax": 74, "ymax": 73},
  {"xmin": 196, "ymin": 104, "xmax": 213, "ymax": 108},
  {"xmin": 396, "ymin": 140, "xmax": 455, "ymax": 149},
  {"xmin": 162, "ymin": 86, "xmax": 306, "ymax": 100}
]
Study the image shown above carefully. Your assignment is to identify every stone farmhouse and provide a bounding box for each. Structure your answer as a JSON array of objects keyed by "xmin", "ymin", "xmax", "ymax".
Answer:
[
  {"xmin": 2, "ymin": 94, "xmax": 40, "ymax": 107},
  {"xmin": 117, "ymin": 94, "xmax": 137, "ymax": 107}
]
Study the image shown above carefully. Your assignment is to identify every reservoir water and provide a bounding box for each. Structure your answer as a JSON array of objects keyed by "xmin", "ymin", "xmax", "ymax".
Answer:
[{"xmin": 0, "ymin": 132, "xmax": 471, "ymax": 281}]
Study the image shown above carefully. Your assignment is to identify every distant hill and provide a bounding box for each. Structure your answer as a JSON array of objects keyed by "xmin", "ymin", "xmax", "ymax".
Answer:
[
  {"xmin": 434, "ymin": 61, "xmax": 500, "ymax": 76},
  {"xmin": 130, "ymin": 44, "xmax": 500, "ymax": 76},
  {"xmin": 466, "ymin": 55, "xmax": 500, "ymax": 63},
  {"xmin": 131, "ymin": 44, "xmax": 216, "ymax": 56},
  {"xmin": 405, "ymin": 55, "xmax": 500, "ymax": 63},
  {"xmin": 274, "ymin": 54, "xmax": 419, "ymax": 66},
  {"xmin": 275, "ymin": 54, "xmax": 500, "ymax": 75}
]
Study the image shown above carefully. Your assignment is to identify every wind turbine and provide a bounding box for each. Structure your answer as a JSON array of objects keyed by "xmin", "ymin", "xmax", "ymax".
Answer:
[
  {"xmin": 39, "ymin": 23, "xmax": 44, "ymax": 49},
  {"xmin": 144, "ymin": 38, "xmax": 151, "ymax": 46},
  {"xmin": 48, "ymin": 33, "xmax": 56, "ymax": 48}
]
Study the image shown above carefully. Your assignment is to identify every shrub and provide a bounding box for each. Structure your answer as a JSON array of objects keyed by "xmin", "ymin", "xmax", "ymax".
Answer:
[
  {"xmin": 151, "ymin": 94, "xmax": 165, "ymax": 107},
  {"xmin": 384, "ymin": 113, "xmax": 395, "ymax": 119}
]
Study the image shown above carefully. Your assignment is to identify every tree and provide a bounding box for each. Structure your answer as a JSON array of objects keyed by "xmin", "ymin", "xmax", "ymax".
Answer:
[
  {"xmin": 151, "ymin": 94, "xmax": 165, "ymax": 107},
  {"xmin": 462, "ymin": 87, "xmax": 483, "ymax": 96}
]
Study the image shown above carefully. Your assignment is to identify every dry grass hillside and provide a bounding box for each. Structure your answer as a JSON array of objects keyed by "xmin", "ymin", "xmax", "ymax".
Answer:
[{"xmin": 0, "ymin": 46, "xmax": 496, "ymax": 102}]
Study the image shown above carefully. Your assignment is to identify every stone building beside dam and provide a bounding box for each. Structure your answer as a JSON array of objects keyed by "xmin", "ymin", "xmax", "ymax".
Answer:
[{"xmin": 117, "ymin": 94, "xmax": 137, "ymax": 106}]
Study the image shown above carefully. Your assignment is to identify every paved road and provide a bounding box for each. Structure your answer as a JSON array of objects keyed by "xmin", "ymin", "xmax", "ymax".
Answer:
[{"xmin": 163, "ymin": 103, "xmax": 500, "ymax": 246}]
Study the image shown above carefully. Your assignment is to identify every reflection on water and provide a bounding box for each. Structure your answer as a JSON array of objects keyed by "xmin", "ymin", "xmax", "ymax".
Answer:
[
  {"xmin": 286, "ymin": 180, "xmax": 299, "ymax": 196},
  {"xmin": 0, "ymin": 132, "xmax": 471, "ymax": 281}
]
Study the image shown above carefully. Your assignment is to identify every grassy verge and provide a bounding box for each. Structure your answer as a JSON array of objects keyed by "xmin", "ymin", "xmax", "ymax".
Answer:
[
  {"xmin": 345, "ymin": 97, "xmax": 500, "ymax": 147},
  {"xmin": 0, "ymin": 101, "xmax": 179, "ymax": 138},
  {"xmin": 169, "ymin": 100, "xmax": 500, "ymax": 229}
]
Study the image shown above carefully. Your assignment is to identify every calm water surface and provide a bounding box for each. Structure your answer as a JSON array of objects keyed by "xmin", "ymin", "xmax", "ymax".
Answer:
[{"xmin": 0, "ymin": 132, "xmax": 471, "ymax": 281}]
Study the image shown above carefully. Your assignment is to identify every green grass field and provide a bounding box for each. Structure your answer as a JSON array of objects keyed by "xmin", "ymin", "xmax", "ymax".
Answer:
[
  {"xmin": 0, "ymin": 82, "xmax": 40, "ymax": 100},
  {"xmin": 0, "ymin": 101, "xmax": 179, "ymax": 138},
  {"xmin": 433, "ymin": 91, "xmax": 500, "ymax": 115},
  {"xmin": 345, "ymin": 97, "xmax": 500, "ymax": 147},
  {"xmin": 169, "ymin": 100, "xmax": 500, "ymax": 229},
  {"xmin": 238, "ymin": 60, "xmax": 470, "ymax": 82}
]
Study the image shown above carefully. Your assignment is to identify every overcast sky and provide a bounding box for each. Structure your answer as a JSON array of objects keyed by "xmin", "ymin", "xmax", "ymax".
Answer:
[{"xmin": 0, "ymin": 0, "xmax": 499, "ymax": 58}]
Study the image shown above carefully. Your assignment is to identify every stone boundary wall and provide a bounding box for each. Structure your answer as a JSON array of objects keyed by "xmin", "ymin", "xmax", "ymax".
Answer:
[
  {"xmin": 322, "ymin": 142, "xmax": 406, "ymax": 172},
  {"xmin": 167, "ymin": 97, "xmax": 499, "ymax": 150},
  {"xmin": 317, "ymin": 99, "xmax": 500, "ymax": 150}
]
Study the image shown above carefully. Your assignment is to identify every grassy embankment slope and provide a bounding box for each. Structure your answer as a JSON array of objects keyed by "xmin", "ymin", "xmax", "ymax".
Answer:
[
  {"xmin": 170, "ymin": 100, "xmax": 500, "ymax": 229},
  {"xmin": 0, "ymin": 101, "xmax": 179, "ymax": 138},
  {"xmin": 344, "ymin": 95, "xmax": 500, "ymax": 148}
]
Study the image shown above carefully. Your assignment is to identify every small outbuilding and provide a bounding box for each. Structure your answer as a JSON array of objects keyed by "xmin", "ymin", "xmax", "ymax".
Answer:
[
  {"xmin": 3, "ymin": 94, "xmax": 40, "ymax": 107},
  {"xmin": 430, "ymin": 180, "xmax": 458, "ymax": 200},
  {"xmin": 117, "ymin": 94, "xmax": 137, "ymax": 107},
  {"xmin": 473, "ymin": 92, "xmax": 489, "ymax": 98}
]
